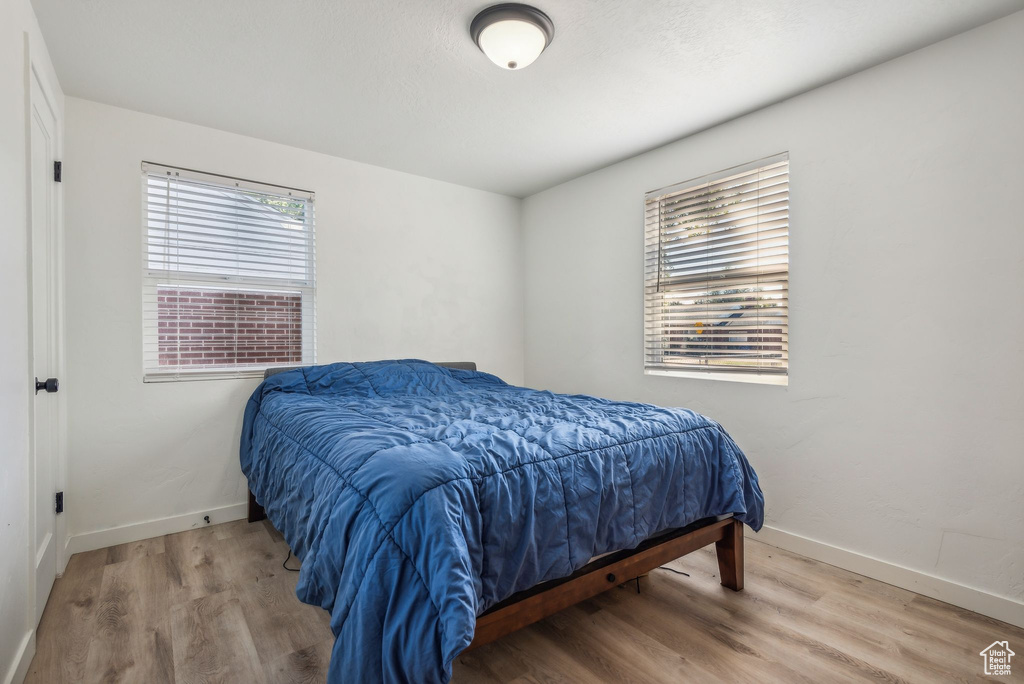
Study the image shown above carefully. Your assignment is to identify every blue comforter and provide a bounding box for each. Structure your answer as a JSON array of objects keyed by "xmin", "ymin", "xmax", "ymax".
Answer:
[{"xmin": 240, "ymin": 360, "xmax": 763, "ymax": 683}]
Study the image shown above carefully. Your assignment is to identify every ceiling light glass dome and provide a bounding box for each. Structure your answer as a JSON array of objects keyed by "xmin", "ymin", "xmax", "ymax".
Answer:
[{"xmin": 471, "ymin": 4, "xmax": 554, "ymax": 70}]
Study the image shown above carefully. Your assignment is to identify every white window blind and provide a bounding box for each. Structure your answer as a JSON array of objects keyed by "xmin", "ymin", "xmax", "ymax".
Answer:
[
  {"xmin": 644, "ymin": 153, "xmax": 789, "ymax": 380},
  {"xmin": 142, "ymin": 162, "xmax": 316, "ymax": 381}
]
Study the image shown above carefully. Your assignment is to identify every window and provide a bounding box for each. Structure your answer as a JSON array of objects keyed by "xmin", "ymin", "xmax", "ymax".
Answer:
[
  {"xmin": 644, "ymin": 153, "xmax": 789, "ymax": 383},
  {"xmin": 142, "ymin": 162, "xmax": 315, "ymax": 381}
]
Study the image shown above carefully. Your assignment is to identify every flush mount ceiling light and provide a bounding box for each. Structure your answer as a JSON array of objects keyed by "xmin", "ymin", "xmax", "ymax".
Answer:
[{"xmin": 471, "ymin": 4, "xmax": 554, "ymax": 71}]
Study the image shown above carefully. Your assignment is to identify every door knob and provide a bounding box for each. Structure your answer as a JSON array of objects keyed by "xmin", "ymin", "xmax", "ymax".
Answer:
[{"xmin": 35, "ymin": 377, "xmax": 59, "ymax": 394}]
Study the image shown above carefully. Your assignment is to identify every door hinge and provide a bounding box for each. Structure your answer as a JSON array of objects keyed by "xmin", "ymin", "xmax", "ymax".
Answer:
[
  {"xmin": 54, "ymin": 161, "xmax": 62, "ymax": 183},
  {"xmin": 55, "ymin": 491, "xmax": 64, "ymax": 514}
]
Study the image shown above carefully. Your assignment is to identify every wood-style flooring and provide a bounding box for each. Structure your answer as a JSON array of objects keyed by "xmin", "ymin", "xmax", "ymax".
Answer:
[{"xmin": 25, "ymin": 518, "xmax": 1023, "ymax": 683}]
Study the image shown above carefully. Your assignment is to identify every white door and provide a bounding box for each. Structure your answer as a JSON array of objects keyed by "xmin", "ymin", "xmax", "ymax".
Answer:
[{"xmin": 29, "ymin": 67, "xmax": 60, "ymax": 625}]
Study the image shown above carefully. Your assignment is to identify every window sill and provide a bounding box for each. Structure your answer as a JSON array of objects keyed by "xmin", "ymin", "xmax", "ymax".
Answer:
[
  {"xmin": 143, "ymin": 368, "xmax": 272, "ymax": 383},
  {"xmin": 645, "ymin": 369, "xmax": 788, "ymax": 386}
]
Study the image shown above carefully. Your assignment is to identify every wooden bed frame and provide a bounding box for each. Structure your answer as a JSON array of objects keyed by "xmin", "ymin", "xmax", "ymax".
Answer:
[{"xmin": 247, "ymin": 361, "xmax": 745, "ymax": 650}]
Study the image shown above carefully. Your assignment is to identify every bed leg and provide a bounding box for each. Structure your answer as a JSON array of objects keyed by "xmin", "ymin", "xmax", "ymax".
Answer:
[
  {"xmin": 715, "ymin": 518, "xmax": 744, "ymax": 591},
  {"xmin": 247, "ymin": 487, "xmax": 266, "ymax": 523}
]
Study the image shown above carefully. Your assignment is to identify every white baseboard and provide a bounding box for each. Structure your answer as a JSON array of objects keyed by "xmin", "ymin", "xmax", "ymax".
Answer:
[
  {"xmin": 750, "ymin": 524, "xmax": 1024, "ymax": 629},
  {"xmin": 66, "ymin": 502, "xmax": 248, "ymax": 557},
  {"xmin": 3, "ymin": 630, "xmax": 34, "ymax": 684}
]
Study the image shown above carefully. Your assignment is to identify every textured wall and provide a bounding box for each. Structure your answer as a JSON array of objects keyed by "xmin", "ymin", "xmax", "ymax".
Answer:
[
  {"xmin": 523, "ymin": 14, "xmax": 1024, "ymax": 608},
  {"xmin": 63, "ymin": 98, "xmax": 524, "ymax": 543}
]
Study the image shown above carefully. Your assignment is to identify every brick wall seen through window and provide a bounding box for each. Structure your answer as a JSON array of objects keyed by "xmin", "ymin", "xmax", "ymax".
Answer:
[{"xmin": 157, "ymin": 287, "xmax": 302, "ymax": 367}]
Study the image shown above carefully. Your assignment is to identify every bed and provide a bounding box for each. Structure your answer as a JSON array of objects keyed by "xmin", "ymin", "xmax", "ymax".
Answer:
[{"xmin": 240, "ymin": 359, "xmax": 764, "ymax": 683}]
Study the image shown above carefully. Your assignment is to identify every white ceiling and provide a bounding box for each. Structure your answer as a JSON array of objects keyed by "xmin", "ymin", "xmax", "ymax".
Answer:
[{"xmin": 31, "ymin": 0, "xmax": 1023, "ymax": 197}]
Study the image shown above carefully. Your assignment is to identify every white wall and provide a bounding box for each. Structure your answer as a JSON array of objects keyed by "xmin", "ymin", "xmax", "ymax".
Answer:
[
  {"xmin": 63, "ymin": 98, "xmax": 523, "ymax": 549},
  {"xmin": 0, "ymin": 1, "xmax": 64, "ymax": 682},
  {"xmin": 523, "ymin": 12, "xmax": 1024, "ymax": 623}
]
